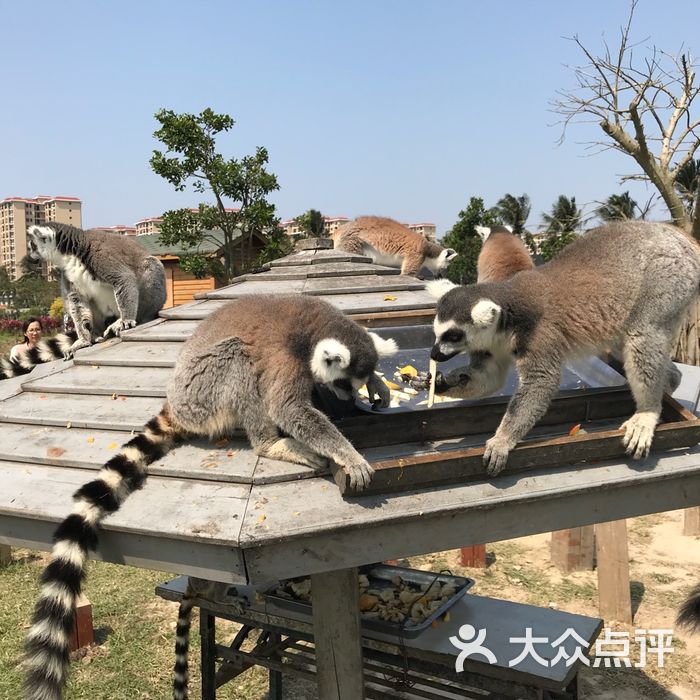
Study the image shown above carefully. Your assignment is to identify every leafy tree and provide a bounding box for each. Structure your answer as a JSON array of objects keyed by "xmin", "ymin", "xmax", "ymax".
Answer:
[
  {"xmin": 13, "ymin": 259, "xmax": 59, "ymax": 312},
  {"xmin": 253, "ymin": 225, "xmax": 294, "ymax": 268},
  {"xmin": 494, "ymin": 193, "xmax": 531, "ymax": 234},
  {"xmin": 294, "ymin": 209, "xmax": 325, "ymax": 238},
  {"xmin": 442, "ymin": 198, "xmax": 499, "ymax": 284},
  {"xmin": 539, "ymin": 195, "xmax": 582, "ymax": 261},
  {"xmin": 150, "ymin": 108, "xmax": 280, "ymax": 282},
  {"xmin": 674, "ymin": 158, "xmax": 699, "ymax": 218},
  {"xmin": 596, "ymin": 191, "xmax": 641, "ymax": 222}
]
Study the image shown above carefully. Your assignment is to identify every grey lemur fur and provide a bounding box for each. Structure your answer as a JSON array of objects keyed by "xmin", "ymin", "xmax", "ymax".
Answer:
[
  {"xmin": 26, "ymin": 223, "xmax": 166, "ymax": 358},
  {"xmin": 424, "ymin": 221, "xmax": 700, "ymax": 634},
  {"xmin": 332, "ymin": 216, "xmax": 457, "ymax": 277},
  {"xmin": 425, "ymin": 221, "xmax": 698, "ymax": 472},
  {"xmin": 24, "ymin": 294, "xmax": 396, "ymax": 700}
]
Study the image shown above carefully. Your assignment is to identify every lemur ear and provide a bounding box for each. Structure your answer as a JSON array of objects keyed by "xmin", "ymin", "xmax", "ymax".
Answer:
[
  {"xmin": 311, "ymin": 338, "xmax": 351, "ymax": 378},
  {"xmin": 426, "ymin": 279, "xmax": 457, "ymax": 299},
  {"xmin": 444, "ymin": 248, "xmax": 458, "ymax": 262},
  {"xmin": 475, "ymin": 225, "xmax": 491, "ymax": 242},
  {"xmin": 368, "ymin": 332, "xmax": 398, "ymax": 357},
  {"xmin": 471, "ymin": 299, "xmax": 501, "ymax": 328}
]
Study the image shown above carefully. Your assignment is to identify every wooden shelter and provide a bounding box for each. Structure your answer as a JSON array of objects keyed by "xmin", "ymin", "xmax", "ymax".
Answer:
[{"xmin": 1, "ymin": 238, "xmax": 699, "ymax": 698}]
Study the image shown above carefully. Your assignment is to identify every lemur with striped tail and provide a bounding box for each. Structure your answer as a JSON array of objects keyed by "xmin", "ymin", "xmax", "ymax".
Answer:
[
  {"xmin": 26, "ymin": 222, "xmax": 166, "ymax": 359},
  {"xmin": 24, "ymin": 294, "xmax": 397, "ymax": 700}
]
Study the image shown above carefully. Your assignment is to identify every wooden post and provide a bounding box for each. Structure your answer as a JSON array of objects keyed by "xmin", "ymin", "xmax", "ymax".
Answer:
[
  {"xmin": 595, "ymin": 520, "xmax": 632, "ymax": 624},
  {"xmin": 0, "ymin": 545, "xmax": 11, "ymax": 567},
  {"xmin": 551, "ymin": 526, "xmax": 595, "ymax": 573},
  {"xmin": 311, "ymin": 568, "xmax": 365, "ymax": 700},
  {"xmin": 683, "ymin": 507, "xmax": 700, "ymax": 536},
  {"xmin": 68, "ymin": 594, "xmax": 94, "ymax": 651},
  {"xmin": 460, "ymin": 544, "xmax": 487, "ymax": 568}
]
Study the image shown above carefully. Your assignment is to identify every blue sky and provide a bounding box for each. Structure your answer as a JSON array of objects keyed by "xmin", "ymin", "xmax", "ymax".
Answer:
[{"xmin": 1, "ymin": 1, "xmax": 698, "ymax": 235}]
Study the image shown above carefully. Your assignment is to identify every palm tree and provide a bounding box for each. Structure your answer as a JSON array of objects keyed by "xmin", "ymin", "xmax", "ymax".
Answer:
[
  {"xmin": 494, "ymin": 193, "xmax": 531, "ymax": 234},
  {"xmin": 674, "ymin": 159, "xmax": 699, "ymax": 216},
  {"xmin": 542, "ymin": 195, "xmax": 582, "ymax": 234},
  {"xmin": 596, "ymin": 191, "xmax": 640, "ymax": 221}
]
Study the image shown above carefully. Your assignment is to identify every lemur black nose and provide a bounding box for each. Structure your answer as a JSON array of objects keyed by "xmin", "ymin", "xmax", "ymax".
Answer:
[{"xmin": 430, "ymin": 344, "xmax": 455, "ymax": 362}]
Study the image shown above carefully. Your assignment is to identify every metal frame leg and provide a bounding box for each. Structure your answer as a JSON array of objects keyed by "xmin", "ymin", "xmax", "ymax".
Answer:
[
  {"xmin": 268, "ymin": 631, "xmax": 283, "ymax": 700},
  {"xmin": 200, "ymin": 609, "xmax": 217, "ymax": 700}
]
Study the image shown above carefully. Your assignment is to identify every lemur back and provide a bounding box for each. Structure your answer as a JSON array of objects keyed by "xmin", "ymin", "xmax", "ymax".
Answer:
[
  {"xmin": 476, "ymin": 226, "xmax": 534, "ymax": 283},
  {"xmin": 332, "ymin": 216, "xmax": 456, "ymax": 276},
  {"xmin": 24, "ymin": 294, "xmax": 396, "ymax": 700},
  {"xmin": 25, "ymin": 223, "xmax": 167, "ymax": 360}
]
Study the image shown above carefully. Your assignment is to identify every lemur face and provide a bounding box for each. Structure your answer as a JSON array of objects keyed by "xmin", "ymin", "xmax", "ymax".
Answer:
[
  {"xmin": 310, "ymin": 333, "xmax": 397, "ymax": 400},
  {"xmin": 431, "ymin": 296, "xmax": 502, "ymax": 361},
  {"xmin": 436, "ymin": 248, "xmax": 458, "ymax": 273},
  {"xmin": 26, "ymin": 225, "xmax": 58, "ymax": 262}
]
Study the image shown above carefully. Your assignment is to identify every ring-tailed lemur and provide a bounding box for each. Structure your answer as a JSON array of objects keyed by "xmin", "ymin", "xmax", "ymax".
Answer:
[
  {"xmin": 423, "ymin": 220, "xmax": 699, "ymax": 473},
  {"xmin": 413, "ymin": 225, "xmax": 536, "ymax": 400},
  {"xmin": 24, "ymin": 294, "xmax": 397, "ymax": 700},
  {"xmin": 26, "ymin": 223, "xmax": 167, "ymax": 358},
  {"xmin": 332, "ymin": 216, "xmax": 457, "ymax": 277}
]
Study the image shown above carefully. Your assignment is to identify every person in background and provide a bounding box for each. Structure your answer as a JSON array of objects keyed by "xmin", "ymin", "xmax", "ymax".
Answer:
[{"xmin": 10, "ymin": 317, "xmax": 43, "ymax": 363}]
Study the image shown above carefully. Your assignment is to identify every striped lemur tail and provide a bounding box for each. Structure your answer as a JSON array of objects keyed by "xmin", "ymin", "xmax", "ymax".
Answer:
[
  {"xmin": 0, "ymin": 331, "xmax": 78, "ymax": 381},
  {"xmin": 678, "ymin": 583, "xmax": 700, "ymax": 634},
  {"xmin": 24, "ymin": 405, "xmax": 184, "ymax": 700},
  {"xmin": 173, "ymin": 595, "xmax": 196, "ymax": 700}
]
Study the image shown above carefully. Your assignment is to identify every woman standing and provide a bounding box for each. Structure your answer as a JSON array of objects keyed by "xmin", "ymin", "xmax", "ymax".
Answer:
[{"xmin": 9, "ymin": 317, "xmax": 43, "ymax": 363}]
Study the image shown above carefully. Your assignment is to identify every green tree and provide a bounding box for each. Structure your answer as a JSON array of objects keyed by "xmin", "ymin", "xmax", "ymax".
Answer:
[
  {"xmin": 150, "ymin": 108, "xmax": 280, "ymax": 282},
  {"xmin": 494, "ymin": 193, "xmax": 531, "ymax": 234},
  {"xmin": 442, "ymin": 197, "xmax": 499, "ymax": 284},
  {"xmin": 294, "ymin": 209, "xmax": 325, "ymax": 238},
  {"xmin": 253, "ymin": 225, "xmax": 294, "ymax": 268},
  {"xmin": 540, "ymin": 195, "xmax": 582, "ymax": 261},
  {"xmin": 596, "ymin": 191, "xmax": 641, "ymax": 222},
  {"xmin": 674, "ymin": 158, "xmax": 699, "ymax": 218},
  {"xmin": 13, "ymin": 257, "xmax": 59, "ymax": 312}
]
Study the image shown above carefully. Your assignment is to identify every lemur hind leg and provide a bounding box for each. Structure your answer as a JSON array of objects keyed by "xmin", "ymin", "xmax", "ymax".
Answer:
[
  {"xmin": 620, "ymin": 326, "xmax": 675, "ymax": 459},
  {"xmin": 400, "ymin": 252, "xmax": 424, "ymax": 277},
  {"xmin": 100, "ymin": 277, "xmax": 139, "ymax": 340}
]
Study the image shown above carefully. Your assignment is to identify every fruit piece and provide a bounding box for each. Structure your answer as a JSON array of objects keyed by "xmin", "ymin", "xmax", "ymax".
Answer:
[
  {"xmin": 359, "ymin": 594, "xmax": 379, "ymax": 612},
  {"xmin": 399, "ymin": 364, "xmax": 418, "ymax": 377}
]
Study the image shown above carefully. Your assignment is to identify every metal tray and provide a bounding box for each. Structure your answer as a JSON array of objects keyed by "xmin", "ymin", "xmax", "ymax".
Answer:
[{"xmin": 263, "ymin": 564, "xmax": 475, "ymax": 638}]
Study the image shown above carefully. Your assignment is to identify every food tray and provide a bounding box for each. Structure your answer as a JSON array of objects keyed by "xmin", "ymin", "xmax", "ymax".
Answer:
[{"xmin": 263, "ymin": 564, "xmax": 475, "ymax": 638}]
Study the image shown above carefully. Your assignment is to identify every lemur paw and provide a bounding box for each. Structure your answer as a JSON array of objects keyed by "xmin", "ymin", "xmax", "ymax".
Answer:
[
  {"xmin": 620, "ymin": 413, "xmax": 658, "ymax": 459},
  {"xmin": 483, "ymin": 436, "xmax": 513, "ymax": 476},
  {"xmin": 64, "ymin": 338, "xmax": 92, "ymax": 360},
  {"xmin": 101, "ymin": 318, "xmax": 137, "ymax": 340},
  {"xmin": 410, "ymin": 370, "xmax": 454, "ymax": 393},
  {"xmin": 344, "ymin": 459, "xmax": 375, "ymax": 491}
]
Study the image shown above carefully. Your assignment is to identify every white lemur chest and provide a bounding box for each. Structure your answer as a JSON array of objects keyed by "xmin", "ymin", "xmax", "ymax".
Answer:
[
  {"xmin": 61, "ymin": 255, "xmax": 118, "ymax": 315},
  {"xmin": 363, "ymin": 245, "xmax": 414, "ymax": 269}
]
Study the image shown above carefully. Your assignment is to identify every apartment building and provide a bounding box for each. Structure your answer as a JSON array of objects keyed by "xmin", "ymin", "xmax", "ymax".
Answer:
[
  {"xmin": 135, "ymin": 217, "xmax": 163, "ymax": 235},
  {"xmin": 406, "ymin": 222, "xmax": 437, "ymax": 242},
  {"xmin": 0, "ymin": 195, "xmax": 81, "ymax": 278},
  {"xmin": 280, "ymin": 215, "xmax": 350, "ymax": 237},
  {"xmin": 92, "ymin": 225, "xmax": 137, "ymax": 236}
]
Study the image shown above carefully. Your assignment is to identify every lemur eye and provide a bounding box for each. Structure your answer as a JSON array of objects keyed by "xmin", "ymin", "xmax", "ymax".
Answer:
[{"xmin": 442, "ymin": 329, "xmax": 465, "ymax": 343}]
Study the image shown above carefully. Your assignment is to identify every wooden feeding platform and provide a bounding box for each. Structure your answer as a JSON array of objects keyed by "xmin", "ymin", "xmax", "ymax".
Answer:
[{"xmin": 1, "ymin": 239, "xmax": 699, "ymax": 699}]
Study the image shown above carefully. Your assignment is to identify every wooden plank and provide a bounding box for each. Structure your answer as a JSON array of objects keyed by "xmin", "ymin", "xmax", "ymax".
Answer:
[
  {"xmin": 303, "ymin": 277, "xmax": 424, "ymax": 296},
  {"xmin": 205, "ymin": 280, "xmax": 306, "ymax": 298},
  {"xmin": 0, "ymin": 392, "xmax": 163, "ymax": 431},
  {"xmin": 683, "ymin": 507, "xmax": 700, "ymax": 535},
  {"xmin": 73, "ymin": 341, "xmax": 182, "ymax": 368},
  {"xmin": 0, "ymin": 423, "xmax": 262, "ymax": 483},
  {"xmin": 0, "ymin": 460, "xmax": 249, "ymax": 547},
  {"xmin": 460, "ymin": 544, "xmax": 486, "ymax": 568},
  {"xmin": 269, "ymin": 251, "xmax": 372, "ymax": 267},
  {"xmin": 595, "ymin": 520, "xmax": 632, "ymax": 624},
  {"xmin": 0, "ymin": 544, "xmax": 10, "ymax": 567},
  {"xmin": 349, "ymin": 309, "xmax": 436, "ymax": 328},
  {"xmin": 239, "ymin": 451, "xmax": 700, "ymax": 582},
  {"xmin": 122, "ymin": 320, "xmax": 198, "ymax": 342},
  {"xmin": 551, "ymin": 527, "xmax": 595, "ymax": 573},
  {"xmin": 253, "ymin": 262, "xmax": 398, "ymax": 281},
  {"xmin": 314, "ymin": 291, "xmax": 436, "ymax": 314},
  {"xmin": 22, "ymin": 365, "xmax": 171, "ymax": 397},
  {"xmin": 311, "ymin": 567, "xmax": 365, "ymax": 700},
  {"xmin": 69, "ymin": 594, "xmax": 94, "ymax": 651},
  {"xmin": 159, "ymin": 300, "xmax": 229, "ymax": 320},
  {"xmin": 0, "ymin": 512, "xmax": 247, "ymax": 583}
]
